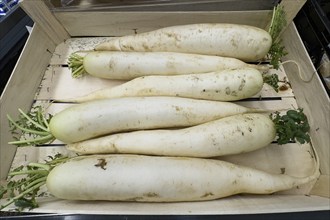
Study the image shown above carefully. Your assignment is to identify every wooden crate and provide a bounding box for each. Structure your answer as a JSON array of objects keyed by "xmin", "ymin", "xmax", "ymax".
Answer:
[{"xmin": 0, "ymin": 0, "xmax": 329, "ymax": 214}]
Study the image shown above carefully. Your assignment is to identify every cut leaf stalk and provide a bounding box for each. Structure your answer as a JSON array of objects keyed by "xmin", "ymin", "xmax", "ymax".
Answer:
[
  {"xmin": 7, "ymin": 107, "xmax": 55, "ymax": 147},
  {"xmin": 0, "ymin": 154, "xmax": 68, "ymax": 211}
]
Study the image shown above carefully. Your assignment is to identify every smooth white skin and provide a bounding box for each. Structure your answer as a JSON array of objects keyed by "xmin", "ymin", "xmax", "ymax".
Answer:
[
  {"xmin": 69, "ymin": 68, "xmax": 264, "ymax": 103},
  {"xmin": 95, "ymin": 23, "xmax": 272, "ymax": 62},
  {"xmin": 49, "ymin": 97, "xmax": 260, "ymax": 143},
  {"xmin": 66, "ymin": 113, "xmax": 276, "ymax": 157},
  {"xmin": 46, "ymin": 154, "xmax": 319, "ymax": 202},
  {"xmin": 83, "ymin": 51, "xmax": 251, "ymax": 80}
]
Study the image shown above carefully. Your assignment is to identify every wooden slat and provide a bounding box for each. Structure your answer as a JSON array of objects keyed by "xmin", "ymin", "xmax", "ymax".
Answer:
[
  {"xmin": 26, "ymin": 194, "xmax": 328, "ymax": 215},
  {"xmin": 50, "ymin": 37, "xmax": 110, "ymax": 64},
  {"xmin": 281, "ymin": 23, "xmax": 330, "ymax": 177},
  {"xmin": 53, "ymin": 11, "xmax": 273, "ymax": 37},
  {"xmin": 0, "ymin": 24, "xmax": 56, "ymax": 180},
  {"xmin": 2, "ymin": 192, "xmax": 329, "ymax": 214},
  {"xmin": 36, "ymin": 66, "xmax": 125, "ymax": 100},
  {"xmin": 278, "ymin": 0, "xmax": 307, "ymax": 36},
  {"xmin": 20, "ymin": 0, "xmax": 70, "ymax": 44}
]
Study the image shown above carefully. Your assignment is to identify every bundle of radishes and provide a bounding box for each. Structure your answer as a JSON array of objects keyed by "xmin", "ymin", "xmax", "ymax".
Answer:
[{"xmin": 1, "ymin": 9, "xmax": 319, "ymax": 211}]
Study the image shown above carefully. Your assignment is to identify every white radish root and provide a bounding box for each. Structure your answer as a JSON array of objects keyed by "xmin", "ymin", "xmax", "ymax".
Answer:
[
  {"xmin": 46, "ymin": 154, "xmax": 320, "ymax": 202},
  {"xmin": 66, "ymin": 113, "xmax": 276, "ymax": 157},
  {"xmin": 71, "ymin": 51, "xmax": 265, "ymax": 80},
  {"xmin": 49, "ymin": 97, "xmax": 265, "ymax": 143},
  {"xmin": 95, "ymin": 23, "xmax": 272, "ymax": 62},
  {"xmin": 62, "ymin": 68, "xmax": 264, "ymax": 103}
]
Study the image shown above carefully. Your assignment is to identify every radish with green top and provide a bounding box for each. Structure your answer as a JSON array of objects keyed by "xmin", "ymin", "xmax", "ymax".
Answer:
[
  {"xmin": 68, "ymin": 51, "xmax": 268, "ymax": 79},
  {"xmin": 66, "ymin": 109, "xmax": 312, "ymax": 157},
  {"xmin": 47, "ymin": 154, "xmax": 320, "ymax": 202},
  {"xmin": 94, "ymin": 23, "xmax": 272, "ymax": 62},
  {"xmin": 0, "ymin": 153, "xmax": 319, "ymax": 210},
  {"xmin": 8, "ymin": 106, "xmax": 311, "ymax": 158},
  {"xmin": 7, "ymin": 97, "xmax": 266, "ymax": 144},
  {"xmin": 62, "ymin": 67, "xmax": 264, "ymax": 103}
]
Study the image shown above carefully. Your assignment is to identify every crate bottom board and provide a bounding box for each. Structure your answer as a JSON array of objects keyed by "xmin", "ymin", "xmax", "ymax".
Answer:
[{"xmin": 2, "ymin": 194, "xmax": 329, "ymax": 215}]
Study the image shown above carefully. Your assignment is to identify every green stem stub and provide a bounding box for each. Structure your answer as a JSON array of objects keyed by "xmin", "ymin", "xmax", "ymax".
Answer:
[
  {"xmin": 271, "ymin": 108, "xmax": 311, "ymax": 145},
  {"xmin": 7, "ymin": 106, "xmax": 55, "ymax": 147},
  {"xmin": 68, "ymin": 53, "xmax": 85, "ymax": 78}
]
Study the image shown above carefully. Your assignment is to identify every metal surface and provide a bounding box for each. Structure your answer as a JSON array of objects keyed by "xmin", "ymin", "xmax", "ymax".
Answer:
[
  {"xmin": 0, "ymin": 211, "xmax": 330, "ymax": 219},
  {"xmin": 47, "ymin": 0, "xmax": 279, "ymax": 11}
]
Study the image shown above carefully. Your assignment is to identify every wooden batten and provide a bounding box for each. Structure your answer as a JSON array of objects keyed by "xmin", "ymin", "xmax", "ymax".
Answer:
[
  {"xmin": 51, "ymin": 0, "xmax": 305, "ymax": 38},
  {"xmin": 53, "ymin": 10, "xmax": 273, "ymax": 37},
  {"xmin": 276, "ymin": 0, "xmax": 307, "ymax": 35},
  {"xmin": 281, "ymin": 23, "xmax": 330, "ymax": 176},
  {"xmin": 281, "ymin": 23, "xmax": 330, "ymax": 196},
  {"xmin": 0, "ymin": 24, "xmax": 56, "ymax": 180},
  {"xmin": 19, "ymin": 0, "xmax": 70, "ymax": 44}
]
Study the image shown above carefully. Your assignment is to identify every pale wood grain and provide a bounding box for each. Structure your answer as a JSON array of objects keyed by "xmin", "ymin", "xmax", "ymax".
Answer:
[
  {"xmin": 0, "ymin": 24, "xmax": 55, "ymax": 180},
  {"xmin": 281, "ymin": 23, "xmax": 330, "ymax": 197},
  {"xmin": 282, "ymin": 23, "xmax": 330, "ymax": 176},
  {"xmin": 53, "ymin": 11, "xmax": 273, "ymax": 37},
  {"xmin": 20, "ymin": 0, "xmax": 70, "ymax": 44}
]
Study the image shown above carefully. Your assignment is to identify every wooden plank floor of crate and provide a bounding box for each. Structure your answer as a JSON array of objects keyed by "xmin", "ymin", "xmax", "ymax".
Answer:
[{"xmin": 6, "ymin": 37, "xmax": 323, "ymax": 213}]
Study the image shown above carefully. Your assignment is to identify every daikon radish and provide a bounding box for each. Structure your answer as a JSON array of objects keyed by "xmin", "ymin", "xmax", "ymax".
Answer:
[
  {"xmin": 62, "ymin": 67, "xmax": 264, "ymax": 103},
  {"xmin": 95, "ymin": 23, "xmax": 272, "ymax": 62},
  {"xmin": 68, "ymin": 51, "xmax": 267, "ymax": 79},
  {"xmin": 46, "ymin": 154, "xmax": 319, "ymax": 202},
  {"xmin": 1, "ymin": 153, "xmax": 319, "ymax": 210},
  {"xmin": 8, "ymin": 97, "xmax": 264, "ymax": 144},
  {"xmin": 66, "ymin": 113, "xmax": 276, "ymax": 157}
]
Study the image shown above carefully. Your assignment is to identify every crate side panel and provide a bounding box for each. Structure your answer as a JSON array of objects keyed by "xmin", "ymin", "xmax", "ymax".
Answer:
[
  {"xmin": 0, "ymin": 24, "xmax": 56, "ymax": 180},
  {"xmin": 281, "ymin": 23, "xmax": 330, "ymax": 177},
  {"xmin": 53, "ymin": 11, "xmax": 272, "ymax": 37},
  {"xmin": 310, "ymin": 175, "xmax": 330, "ymax": 198},
  {"xmin": 20, "ymin": 0, "xmax": 70, "ymax": 44}
]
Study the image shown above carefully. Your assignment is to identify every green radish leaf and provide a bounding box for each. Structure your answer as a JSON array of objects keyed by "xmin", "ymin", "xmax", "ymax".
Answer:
[
  {"xmin": 263, "ymin": 73, "xmax": 280, "ymax": 92},
  {"xmin": 271, "ymin": 108, "xmax": 311, "ymax": 145}
]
